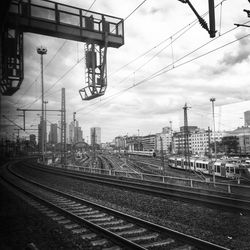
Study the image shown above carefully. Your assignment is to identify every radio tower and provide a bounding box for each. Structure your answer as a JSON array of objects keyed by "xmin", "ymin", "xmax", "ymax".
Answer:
[
  {"xmin": 61, "ymin": 88, "xmax": 66, "ymax": 166},
  {"xmin": 183, "ymin": 103, "xmax": 191, "ymax": 170}
]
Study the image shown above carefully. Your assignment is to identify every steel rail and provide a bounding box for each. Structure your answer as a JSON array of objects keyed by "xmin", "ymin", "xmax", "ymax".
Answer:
[
  {"xmin": 5, "ymin": 163, "xmax": 229, "ymax": 250},
  {"xmin": 24, "ymin": 161, "xmax": 250, "ymax": 213}
]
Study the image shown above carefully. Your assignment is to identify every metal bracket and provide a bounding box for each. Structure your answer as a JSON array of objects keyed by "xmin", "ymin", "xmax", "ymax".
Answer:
[{"xmin": 178, "ymin": 0, "xmax": 216, "ymax": 38}]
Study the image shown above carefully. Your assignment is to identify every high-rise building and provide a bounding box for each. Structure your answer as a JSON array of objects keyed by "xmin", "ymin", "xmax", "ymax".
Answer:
[
  {"xmin": 38, "ymin": 118, "xmax": 47, "ymax": 151},
  {"xmin": 90, "ymin": 127, "xmax": 101, "ymax": 146},
  {"xmin": 244, "ymin": 111, "xmax": 250, "ymax": 126},
  {"xmin": 29, "ymin": 134, "xmax": 36, "ymax": 145},
  {"xmin": 69, "ymin": 120, "xmax": 83, "ymax": 144},
  {"xmin": 49, "ymin": 123, "xmax": 58, "ymax": 144}
]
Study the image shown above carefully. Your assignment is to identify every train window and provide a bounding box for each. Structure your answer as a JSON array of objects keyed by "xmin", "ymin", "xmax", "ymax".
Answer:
[
  {"xmin": 226, "ymin": 167, "xmax": 229, "ymax": 173},
  {"xmin": 191, "ymin": 162, "xmax": 193, "ymax": 167},
  {"xmin": 230, "ymin": 167, "xmax": 234, "ymax": 173},
  {"xmin": 217, "ymin": 166, "xmax": 221, "ymax": 173}
]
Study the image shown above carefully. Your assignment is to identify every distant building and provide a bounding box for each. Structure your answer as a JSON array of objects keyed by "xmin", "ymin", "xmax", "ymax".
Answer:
[
  {"xmin": 225, "ymin": 127, "xmax": 250, "ymax": 154},
  {"xmin": 38, "ymin": 118, "xmax": 47, "ymax": 151},
  {"xmin": 155, "ymin": 127, "xmax": 173, "ymax": 154},
  {"xmin": 126, "ymin": 136, "xmax": 143, "ymax": 151},
  {"xmin": 173, "ymin": 126, "xmax": 224, "ymax": 156},
  {"xmin": 74, "ymin": 126, "xmax": 83, "ymax": 143},
  {"xmin": 49, "ymin": 123, "xmax": 58, "ymax": 144},
  {"xmin": 114, "ymin": 136, "xmax": 126, "ymax": 150},
  {"xmin": 90, "ymin": 127, "xmax": 101, "ymax": 146},
  {"xmin": 29, "ymin": 134, "xmax": 36, "ymax": 145},
  {"xmin": 69, "ymin": 120, "xmax": 83, "ymax": 144},
  {"xmin": 244, "ymin": 111, "xmax": 250, "ymax": 126}
]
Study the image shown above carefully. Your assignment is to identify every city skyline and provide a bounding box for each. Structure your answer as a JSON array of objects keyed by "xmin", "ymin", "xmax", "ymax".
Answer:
[{"xmin": 1, "ymin": 0, "xmax": 250, "ymax": 142}]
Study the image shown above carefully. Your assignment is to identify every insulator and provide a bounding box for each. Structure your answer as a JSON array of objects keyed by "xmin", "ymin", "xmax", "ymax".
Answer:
[{"xmin": 198, "ymin": 17, "xmax": 209, "ymax": 31}]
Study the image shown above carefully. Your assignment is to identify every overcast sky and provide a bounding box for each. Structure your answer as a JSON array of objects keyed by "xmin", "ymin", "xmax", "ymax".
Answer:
[{"xmin": 1, "ymin": 0, "xmax": 250, "ymax": 142}]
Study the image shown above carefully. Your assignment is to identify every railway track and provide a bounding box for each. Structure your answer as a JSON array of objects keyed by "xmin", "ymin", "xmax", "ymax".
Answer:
[
  {"xmin": 23, "ymin": 160, "xmax": 250, "ymax": 214},
  {"xmin": 1, "ymin": 162, "xmax": 229, "ymax": 250}
]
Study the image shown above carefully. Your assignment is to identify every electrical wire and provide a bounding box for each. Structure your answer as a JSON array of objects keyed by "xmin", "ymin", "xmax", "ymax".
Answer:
[
  {"xmin": 78, "ymin": 32, "xmax": 250, "ymax": 116},
  {"xmin": 124, "ymin": 0, "xmax": 148, "ymax": 21},
  {"xmin": 76, "ymin": 20, "xmax": 248, "ymax": 113}
]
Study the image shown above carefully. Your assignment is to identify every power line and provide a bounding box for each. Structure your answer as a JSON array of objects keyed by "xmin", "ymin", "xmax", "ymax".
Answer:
[
  {"xmin": 76, "ymin": 20, "xmax": 245, "ymax": 113},
  {"xmin": 108, "ymin": 0, "xmax": 225, "ymax": 78},
  {"xmin": 20, "ymin": 56, "xmax": 85, "ymax": 109},
  {"xmin": 78, "ymin": 32, "xmax": 250, "ymax": 116},
  {"xmin": 124, "ymin": 0, "xmax": 148, "ymax": 21}
]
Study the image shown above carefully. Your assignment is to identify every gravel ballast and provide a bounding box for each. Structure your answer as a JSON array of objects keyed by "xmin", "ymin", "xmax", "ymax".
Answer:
[{"xmin": 10, "ymin": 163, "xmax": 250, "ymax": 250}]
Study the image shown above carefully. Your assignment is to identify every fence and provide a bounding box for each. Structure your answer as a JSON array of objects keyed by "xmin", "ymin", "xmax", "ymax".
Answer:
[{"xmin": 52, "ymin": 163, "xmax": 250, "ymax": 196}]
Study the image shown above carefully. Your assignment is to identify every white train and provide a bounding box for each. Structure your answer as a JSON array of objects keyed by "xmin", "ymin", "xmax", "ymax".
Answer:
[{"xmin": 168, "ymin": 156, "xmax": 250, "ymax": 179}]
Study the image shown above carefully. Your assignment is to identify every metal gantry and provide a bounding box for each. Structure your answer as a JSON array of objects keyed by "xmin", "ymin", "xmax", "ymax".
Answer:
[
  {"xmin": 183, "ymin": 103, "xmax": 191, "ymax": 170},
  {"xmin": 1, "ymin": 0, "xmax": 124, "ymax": 99}
]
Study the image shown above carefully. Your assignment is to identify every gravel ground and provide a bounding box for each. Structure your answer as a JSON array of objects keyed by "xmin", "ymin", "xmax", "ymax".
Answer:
[
  {"xmin": 11, "ymin": 163, "xmax": 250, "ymax": 250},
  {"xmin": 0, "ymin": 181, "xmax": 100, "ymax": 250}
]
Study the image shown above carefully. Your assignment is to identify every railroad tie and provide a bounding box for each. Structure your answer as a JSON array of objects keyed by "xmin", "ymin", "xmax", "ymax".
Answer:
[
  {"xmin": 91, "ymin": 239, "xmax": 108, "ymax": 247},
  {"xmin": 81, "ymin": 233, "xmax": 97, "ymax": 240},
  {"xmin": 107, "ymin": 223, "xmax": 134, "ymax": 231},
  {"xmin": 142, "ymin": 238, "xmax": 175, "ymax": 248}
]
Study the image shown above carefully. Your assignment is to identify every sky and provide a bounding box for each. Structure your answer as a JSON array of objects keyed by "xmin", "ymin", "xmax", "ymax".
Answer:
[{"xmin": 1, "ymin": 0, "xmax": 250, "ymax": 143}]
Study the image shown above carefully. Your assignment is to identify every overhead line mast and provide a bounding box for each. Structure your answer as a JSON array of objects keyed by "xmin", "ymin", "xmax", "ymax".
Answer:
[{"xmin": 178, "ymin": 0, "xmax": 216, "ymax": 38}]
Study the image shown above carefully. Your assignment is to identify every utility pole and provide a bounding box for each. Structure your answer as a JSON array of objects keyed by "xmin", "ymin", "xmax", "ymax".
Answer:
[
  {"xmin": 93, "ymin": 127, "xmax": 96, "ymax": 167},
  {"xmin": 210, "ymin": 97, "xmax": 216, "ymax": 186},
  {"xmin": 169, "ymin": 121, "xmax": 173, "ymax": 154},
  {"xmin": 208, "ymin": 126, "xmax": 212, "ymax": 158},
  {"xmin": 37, "ymin": 46, "xmax": 47, "ymax": 164},
  {"xmin": 178, "ymin": 0, "xmax": 216, "ymax": 38},
  {"xmin": 160, "ymin": 136, "xmax": 165, "ymax": 175},
  {"xmin": 183, "ymin": 103, "xmax": 191, "ymax": 170},
  {"xmin": 210, "ymin": 97, "xmax": 217, "ymax": 159},
  {"xmin": 44, "ymin": 100, "xmax": 48, "ymax": 158},
  {"xmin": 61, "ymin": 88, "xmax": 66, "ymax": 166}
]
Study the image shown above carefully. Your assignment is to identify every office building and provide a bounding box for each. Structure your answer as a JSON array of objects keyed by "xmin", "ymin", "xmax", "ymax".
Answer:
[{"xmin": 90, "ymin": 127, "xmax": 101, "ymax": 146}]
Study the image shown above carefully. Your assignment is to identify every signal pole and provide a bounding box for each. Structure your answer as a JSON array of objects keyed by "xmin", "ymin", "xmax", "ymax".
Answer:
[
  {"xmin": 169, "ymin": 121, "xmax": 173, "ymax": 154},
  {"xmin": 61, "ymin": 88, "xmax": 66, "ymax": 166},
  {"xmin": 160, "ymin": 136, "xmax": 165, "ymax": 175},
  {"xmin": 37, "ymin": 46, "xmax": 47, "ymax": 164},
  {"xmin": 44, "ymin": 100, "xmax": 48, "ymax": 158},
  {"xmin": 210, "ymin": 97, "xmax": 216, "ymax": 186},
  {"xmin": 183, "ymin": 103, "xmax": 191, "ymax": 170},
  {"xmin": 210, "ymin": 98, "xmax": 217, "ymax": 159}
]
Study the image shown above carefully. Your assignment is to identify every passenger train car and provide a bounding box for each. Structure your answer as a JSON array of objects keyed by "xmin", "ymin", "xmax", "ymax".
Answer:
[{"xmin": 168, "ymin": 156, "xmax": 250, "ymax": 179}]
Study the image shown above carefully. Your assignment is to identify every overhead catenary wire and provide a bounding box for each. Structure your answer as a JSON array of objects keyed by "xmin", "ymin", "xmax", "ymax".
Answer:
[
  {"xmin": 75, "ymin": 2, "xmax": 228, "ymax": 112},
  {"xmin": 76, "ymin": 19, "xmax": 249, "ymax": 114},
  {"xmin": 77, "ymin": 30, "xmax": 250, "ymax": 116},
  {"xmin": 108, "ymin": 0, "xmax": 226, "ymax": 78}
]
